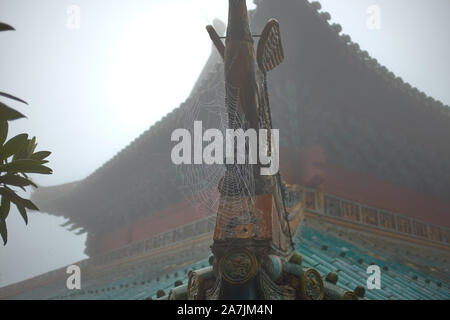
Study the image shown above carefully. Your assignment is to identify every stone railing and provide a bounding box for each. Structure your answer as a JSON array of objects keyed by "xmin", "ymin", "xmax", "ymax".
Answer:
[{"xmin": 283, "ymin": 185, "xmax": 450, "ymax": 246}]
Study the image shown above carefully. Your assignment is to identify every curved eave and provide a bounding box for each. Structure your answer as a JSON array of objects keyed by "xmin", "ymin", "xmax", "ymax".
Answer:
[
  {"xmin": 304, "ymin": 0, "xmax": 449, "ymax": 116},
  {"xmin": 30, "ymin": 181, "xmax": 80, "ymax": 218},
  {"xmin": 32, "ymin": 0, "xmax": 450, "ymax": 225}
]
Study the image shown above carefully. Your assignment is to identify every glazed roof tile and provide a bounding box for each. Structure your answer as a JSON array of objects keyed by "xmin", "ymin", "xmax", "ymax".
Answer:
[{"xmin": 7, "ymin": 224, "xmax": 449, "ymax": 300}]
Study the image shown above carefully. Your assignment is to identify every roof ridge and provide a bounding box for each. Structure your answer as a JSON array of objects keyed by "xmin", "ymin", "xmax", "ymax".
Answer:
[
  {"xmin": 56, "ymin": 0, "xmax": 450, "ymax": 186},
  {"xmin": 305, "ymin": 0, "xmax": 450, "ymax": 118}
]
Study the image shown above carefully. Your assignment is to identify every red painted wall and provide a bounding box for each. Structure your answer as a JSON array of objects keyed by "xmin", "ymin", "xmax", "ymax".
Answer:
[
  {"xmin": 96, "ymin": 146, "xmax": 450, "ymax": 254},
  {"xmin": 323, "ymin": 165, "xmax": 450, "ymax": 228},
  {"xmin": 96, "ymin": 195, "xmax": 216, "ymax": 254},
  {"xmin": 280, "ymin": 146, "xmax": 450, "ymax": 228}
]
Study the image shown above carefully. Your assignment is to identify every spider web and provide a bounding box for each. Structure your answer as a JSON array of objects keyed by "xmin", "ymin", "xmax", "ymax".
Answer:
[{"xmin": 173, "ymin": 76, "xmax": 258, "ymax": 235}]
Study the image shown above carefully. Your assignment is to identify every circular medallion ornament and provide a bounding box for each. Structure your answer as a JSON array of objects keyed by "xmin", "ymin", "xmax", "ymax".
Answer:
[
  {"xmin": 187, "ymin": 272, "xmax": 201, "ymax": 300},
  {"xmin": 219, "ymin": 248, "xmax": 258, "ymax": 284},
  {"xmin": 300, "ymin": 268, "xmax": 324, "ymax": 300}
]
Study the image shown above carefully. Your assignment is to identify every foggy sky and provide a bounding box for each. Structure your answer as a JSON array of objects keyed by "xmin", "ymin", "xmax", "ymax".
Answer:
[{"xmin": 0, "ymin": 0, "xmax": 449, "ymax": 287}]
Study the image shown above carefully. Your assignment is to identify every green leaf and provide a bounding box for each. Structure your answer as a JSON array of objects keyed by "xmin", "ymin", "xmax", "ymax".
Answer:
[
  {"xmin": 0, "ymin": 194, "xmax": 11, "ymax": 220},
  {"xmin": 0, "ymin": 92, "xmax": 28, "ymax": 105},
  {"xmin": 16, "ymin": 204, "xmax": 28, "ymax": 225},
  {"xmin": 31, "ymin": 151, "xmax": 51, "ymax": 160},
  {"xmin": 0, "ymin": 186, "xmax": 18, "ymax": 201},
  {"xmin": 0, "ymin": 159, "xmax": 52, "ymax": 174},
  {"xmin": 0, "ymin": 174, "xmax": 38, "ymax": 188},
  {"xmin": 0, "ymin": 219, "xmax": 7, "ymax": 245},
  {"xmin": 0, "ymin": 121, "xmax": 7, "ymax": 146},
  {"xmin": 0, "ymin": 22, "xmax": 15, "ymax": 32},
  {"xmin": 0, "ymin": 133, "xmax": 28, "ymax": 160},
  {"xmin": 27, "ymin": 137, "xmax": 37, "ymax": 157},
  {"xmin": 23, "ymin": 199, "xmax": 39, "ymax": 211},
  {"xmin": 0, "ymin": 187, "xmax": 38, "ymax": 211},
  {"xmin": 0, "ymin": 101, "xmax": 26, "ymax": 121}
]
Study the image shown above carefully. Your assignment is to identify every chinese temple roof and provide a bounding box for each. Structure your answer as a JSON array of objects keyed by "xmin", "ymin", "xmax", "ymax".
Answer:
[{"xmin": 31, "ymin": 0, "xmax": 450, "ymax": 238}]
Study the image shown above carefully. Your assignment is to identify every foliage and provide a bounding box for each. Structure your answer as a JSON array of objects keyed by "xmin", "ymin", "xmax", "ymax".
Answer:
[{"xmin": 0, "ymin": 22, "xmax": 52, "ymax": 245}]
